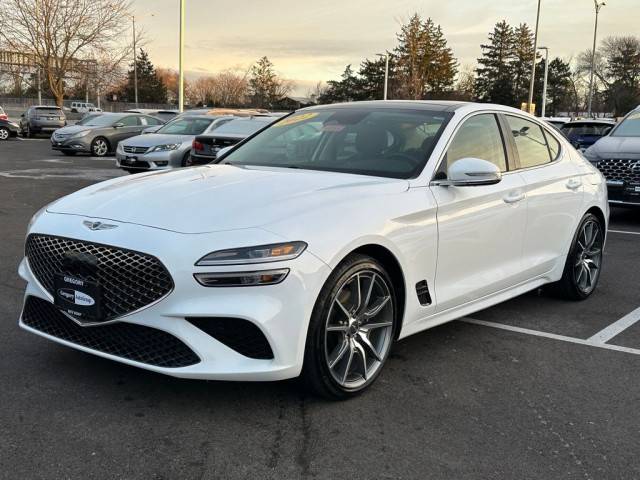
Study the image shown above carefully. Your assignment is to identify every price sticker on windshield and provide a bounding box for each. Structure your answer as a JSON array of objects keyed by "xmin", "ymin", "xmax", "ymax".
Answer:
[{"xmin": 274, "ymin": 112, "xmax": 318, "ymax": 127}]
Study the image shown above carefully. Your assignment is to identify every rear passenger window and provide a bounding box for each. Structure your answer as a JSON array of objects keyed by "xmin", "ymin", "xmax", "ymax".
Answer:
[
  {"xmin": 505, "ymin": 115, "xmax": 554, "ymax": 168},
  {"xmin": 445, "ymin": 113, "xmax": 507, "ymax": 172}
]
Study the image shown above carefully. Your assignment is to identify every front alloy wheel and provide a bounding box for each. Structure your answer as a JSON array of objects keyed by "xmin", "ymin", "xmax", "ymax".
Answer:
[
  {"xmin": 91, "ymin": 137, "xmax": 109, "ymax": 157},
  {"xmin": 0, "ymin": 127, "xmax": 9, "ymax": 140},
  {"xmin": 302, "ymin": 254, "xmax": 396, "ymax": 399}
]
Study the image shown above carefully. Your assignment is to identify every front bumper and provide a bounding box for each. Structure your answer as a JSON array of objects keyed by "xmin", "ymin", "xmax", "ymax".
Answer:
[
  {"xmin": 115, "ymin": 149, "xmax": 184, "ymax": 171},
  {"xmin": 18, "ymin": 213, "xmax": 331, "ymax": 381},
  {"xmin": 51, "ymin": 136, "xmax": 92, "ymax": 153},
  {"xmin": 606, "ymin": 181, "xmax": 640, "ymax": 205},
  {"xmin": 32, "ymin": 121, "xmax": 66, "ymax": 132}
]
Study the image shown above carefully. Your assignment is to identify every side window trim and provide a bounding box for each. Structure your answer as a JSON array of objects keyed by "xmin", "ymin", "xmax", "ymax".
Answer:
[
  {"xmin": 432, "ymin": 111, "xmax": 509, "ymax": 180},
  {"xmin": 497, "ymin": 113, "xmax": 521, "ymax": 171}
]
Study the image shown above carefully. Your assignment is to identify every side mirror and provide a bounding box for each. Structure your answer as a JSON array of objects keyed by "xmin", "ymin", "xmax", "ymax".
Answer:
[
  {"xmin": 603, "ymin": 126, "xmax": 612, "ymax": 135},
  {"xmin": 142, "ymin": 126, "xmax": 161, "ymax": 134},
  {"xmin": 434, "ymin": 158, "xmax": 502, "ymax": 187},
  {"xmin": 113, "ymin": 122, "xmax": 124, "ymax": 128}
]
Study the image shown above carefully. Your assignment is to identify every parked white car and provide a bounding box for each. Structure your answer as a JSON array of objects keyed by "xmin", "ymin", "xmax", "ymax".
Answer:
[{"xmin": 19, "ymin": 101, "xmax": 608, "ymax": 399}]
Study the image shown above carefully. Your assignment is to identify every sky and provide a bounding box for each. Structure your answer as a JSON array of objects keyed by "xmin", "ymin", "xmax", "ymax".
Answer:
[{"xmin": 133, "ymin": 0, "xmax": 640, "ymax": 96}]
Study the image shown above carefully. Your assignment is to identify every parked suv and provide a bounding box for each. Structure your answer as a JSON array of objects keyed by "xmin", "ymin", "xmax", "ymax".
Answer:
[
  {"xmin": 19, "ymin": 106, "xmax": 66, "ymax": 137},
  {"xmin": 70, "ymin": 102, "xmax": 102, "ymax": 114},
  {"xmin": 584, "ymin": 107, "xmax": 640, "ymax": 205}
]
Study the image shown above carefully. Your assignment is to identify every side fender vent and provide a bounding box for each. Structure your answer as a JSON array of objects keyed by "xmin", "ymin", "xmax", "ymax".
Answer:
[{"xmin": 415, "ymin": 280, "xmax": 432, "ymax": 306}]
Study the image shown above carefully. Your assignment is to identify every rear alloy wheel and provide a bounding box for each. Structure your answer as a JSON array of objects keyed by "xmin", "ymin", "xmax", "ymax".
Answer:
[
  {"xmin": 181, "ymin": 150, "xmax": 192, "ymax": 167},
  {"xmin": 0, "ymin": 127, "xmax": 9, "ymax": 140},
  {"xmin": 551, "ymin": 213, "xmax": 604, "ymax": 300},
  {"xmin": 302, "ymin": 254, "xmax": 397, "ymax": 399},
  {"xmin": 91, "ymin": 137, "xmax": 109, "ymax": 157}
]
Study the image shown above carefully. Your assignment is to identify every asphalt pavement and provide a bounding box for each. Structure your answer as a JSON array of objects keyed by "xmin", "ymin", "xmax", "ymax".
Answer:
[{"xmin": 0, "ymin": 137, "xmax": 638, "ymax": 480}]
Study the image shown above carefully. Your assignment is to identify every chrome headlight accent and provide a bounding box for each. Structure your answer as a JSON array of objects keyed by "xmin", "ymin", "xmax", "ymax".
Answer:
[
  {"xmin": 194, "ymin": 268, "xmax": 289, "ymax": 287},
  {"xmin": 196, "ymin": 242, "xmax": 307, "ymax": 266},
  {"xmin": 149, "ymin": 143, "xmax": 180, "ymax": 152}
]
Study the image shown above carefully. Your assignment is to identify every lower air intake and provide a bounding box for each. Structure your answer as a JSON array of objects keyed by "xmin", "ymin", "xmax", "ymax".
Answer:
[
  {"xmin": 22, "ymin": 296, "xmax": 200, "ymax": 368},
  {"xmin": 187, "ymin": 317, "xmax": 274, "ymax": 360}
]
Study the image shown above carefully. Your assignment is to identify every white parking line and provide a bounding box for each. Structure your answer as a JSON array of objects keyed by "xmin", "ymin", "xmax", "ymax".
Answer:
[
  {"xmin": 608, "ymin": 229, "xmax": 640, "ymax": 236},
  {"xmin": 462, "ymin": 318, "xmax": 640, "ymax": 356},
  {"xmin": 587, "ymin": 306, "xmax": 640, "ymax": 343}
]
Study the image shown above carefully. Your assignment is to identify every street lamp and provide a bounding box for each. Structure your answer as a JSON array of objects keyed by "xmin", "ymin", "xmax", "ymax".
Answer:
[
  {"xmin": 527, "ymin": 0, "xmax": 542, "ymax": 114},
  {"xmin": 376, "ymin": 53, "xmax": 389, "ymax": 101},
  {"xmin": 178, "ymin": 0, "xmax": 185, "ymax": 112},
  {"xmin": 129, "ymin": 15, "xmax": 138, "ymax": 107},
  {"xmin": 538, "ymin": 46, "xmax": 549, "ymax": 118},
  {"xmin": 588, "ymin": 0, "xmax": 606, "ymax": 117}
]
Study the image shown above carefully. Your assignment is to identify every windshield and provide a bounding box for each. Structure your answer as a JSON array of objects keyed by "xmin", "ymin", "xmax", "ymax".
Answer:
[
  {"xmin": 221, "ymin": 108, "xmax": 452, "ymax": 179},
  {"xmin": 561, "ymin": 123, "xmax": 612, "ymax": 137},
  {"xmin": 84, "ymin": 115, "xmax": 121, "ymax": 127},
  {"xmin": 612, "ymin": 111, "xmax": 640, "ymax": 137},
  {"xmin": 214, "ymin": 119, "xmax": 273, "ymax": 136},
  {"xmin": 157, "ymin": 117, "xmax": 213, "ymax": 135}
]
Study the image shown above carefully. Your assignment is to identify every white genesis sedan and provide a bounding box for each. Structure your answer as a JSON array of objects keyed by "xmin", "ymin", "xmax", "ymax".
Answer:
[{"xmin": 19, "ymin": 101, "xmax": 608, "ymax": 399}]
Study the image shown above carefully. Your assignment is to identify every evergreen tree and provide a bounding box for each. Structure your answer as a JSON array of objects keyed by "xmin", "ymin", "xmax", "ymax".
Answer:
[
  {"xmin": 249, "ymin": 56, "xmax": 278, "ymax": 108},
  {"xmin": 534, "ymin": 57, "xmax": 572, "ymax": 116},
  {"xmin": 318, "ymin": 65, "xmax": 362, "ymax": 103},
  {"xmin": 357, "ymin": 57, "xmax": 390, "ymax": 100},
  {"xmin": 121, "ymin": 49, "xmax": 167, "ymax": 103},
  {"xmin": 511, "ymin": 23, "xmax": 535, "ymax": 105},
  {"xmin": 475, "ymin": 20, "xmax": 515, "ymax": 105},
  {"xmin": 394, "ymin": 14, "xmax": 457, "ymax": 99}
]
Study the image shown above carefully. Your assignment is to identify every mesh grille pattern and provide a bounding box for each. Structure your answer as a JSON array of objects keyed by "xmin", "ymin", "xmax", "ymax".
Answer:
[
  {"xmin": 187, "ymin": 317, "xmax": 274, "ymax": 360},
  {"xmin": 598, "ymin": 158, "xmax": 640, "ymax": 184},
  {"xmin": 22, "ymin": 296, "xmax": 200, "ymax": 368},
  {"xmin": 26, "ymin": 234, "xmax": 173, "ymax": 321}
]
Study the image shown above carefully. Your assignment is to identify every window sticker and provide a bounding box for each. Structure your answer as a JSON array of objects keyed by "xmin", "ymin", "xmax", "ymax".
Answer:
[{"xmin": 274, "ymin": 112, "xmax": 319, "ymax": 127}]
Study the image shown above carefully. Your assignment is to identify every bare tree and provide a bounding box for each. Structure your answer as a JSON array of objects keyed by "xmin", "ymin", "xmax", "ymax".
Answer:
[
  {"xmin": 0, "ymin": 0, "xmax": 133, "ymax": 106},
  {"xmin": 306, "ymin": 81, "xmax": 327, "ymax": 103}
]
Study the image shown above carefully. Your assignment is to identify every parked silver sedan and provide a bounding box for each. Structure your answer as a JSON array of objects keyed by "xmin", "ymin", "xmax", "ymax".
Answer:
[{"xmin": 115, "ymin": 115, "xmax": 234, "ymax": 173}]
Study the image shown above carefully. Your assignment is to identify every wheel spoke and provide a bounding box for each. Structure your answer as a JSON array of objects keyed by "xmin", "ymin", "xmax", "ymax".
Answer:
[
  {"xmin": 364, "ymin": 295, "xmax": 390, "ymax": 319},
  {"xmin": 355, "ymin": 274, "xmax": 362, "ymax": 313},
  {"xmin": 361, "ymin": 320, "xmax": 393, "ymax": 332},
  {"xmin": 328, "ymin": 338, "xmax": 349, "ymax": 369},
  {"xmin": 357, "ymin": 331, "xmax": 382, "ymax": 362},
  {"xmin": 353, "ymin": 339, "xmax": 368, "ymax": 380},
  {"xmin": 362, "ymin": 273, "xmax": 376, "ymax": 314},
  {"xmin": 335, "ymin": 298, "xmax": 351, "ymax": 319},
  {"xmin": 341, "ymin": 340, "xmax": 355, "ymax": 384},
  {"xmin": 326, "ymin": 324, "xmax": 348, "ymax": 332}
]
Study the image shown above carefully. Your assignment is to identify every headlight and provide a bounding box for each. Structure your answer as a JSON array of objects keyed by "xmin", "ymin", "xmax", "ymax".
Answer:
[
  {"xmin": 71, "ymin": 130, "xmax": 91, "ymax": 138},
  {"xmin": 196, "ymin": 242, "xmax": 307, "ymax": 266},
  {"xmin": 149, "ymin": 143, "xmax": 180, "ymax": 152},
  {"xmin": 27, "ymin": 204, "xmax": 49, "ymax": 231}
]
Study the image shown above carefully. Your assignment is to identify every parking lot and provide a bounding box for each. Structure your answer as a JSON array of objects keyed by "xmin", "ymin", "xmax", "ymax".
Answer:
[{"xmin": 1, "ymin": 137, "xmax": 639, "ymax": 479}]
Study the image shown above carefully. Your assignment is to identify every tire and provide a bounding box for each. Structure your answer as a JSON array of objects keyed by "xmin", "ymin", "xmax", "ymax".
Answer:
[
  {"xmin": 0, "ymin": 127, "xmax": 9, "ymax": 141},
  {"xmin": 61, "ymin": 150, "xmax": 77, "ymax": 156},
  {"xmin": 181, "ymin": 150, "xmax": 192, "ymax": 167},
  {"xmin": 549, "ymin": 213, "xmax": 604, "ymax": 300},
  {"xmin": 123, "ymin": 168, "xmax": 139, "ymax": 174},
  {"xmin": 24, "ymin": 124, "xmax": 32, "ymax": 138},
  {"xmin": 91, "ymin": 137, "xmax": 109, "ymax": 157},
  {"xmin": 301, "ymin": 254, "xmax": 398, "ymax": 399}
]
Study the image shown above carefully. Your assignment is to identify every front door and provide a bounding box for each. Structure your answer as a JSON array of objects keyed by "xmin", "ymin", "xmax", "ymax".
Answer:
[{"xmin": 430, "ymin": 113, "xmax": 528, "ymax": 312}]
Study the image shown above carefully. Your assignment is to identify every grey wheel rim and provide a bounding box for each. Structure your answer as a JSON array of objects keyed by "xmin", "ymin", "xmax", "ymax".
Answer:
[
  {"xmin": 574, "ymin": 219, "xmax": 603, "ymax": 294},
  {"xmin": 93, "ymin": 139, "xmax": 108, "ymax": 156},
  {"xmin": 0, "ymin": 128, "xmax": 8, "ymax": 140},
  {"xmin": 324, "ymin": 270, "xmax": 394, "ymax": 390}
]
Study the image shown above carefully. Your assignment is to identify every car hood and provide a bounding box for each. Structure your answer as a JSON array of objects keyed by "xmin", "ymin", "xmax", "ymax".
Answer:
[
  {"xmin": 590, "ymin": 135, "xmax": 640, "ymax": 157},
  {"xmin": 47, "ymin": 165, "xmax": 409, "ymax": 234},
  {"xmin": 54, "ymin": 125, "xmax": 93, "ymax": 135},
  {"xmin": 121, "ymin": 133, "xmax": 193, "ymax": 147}
]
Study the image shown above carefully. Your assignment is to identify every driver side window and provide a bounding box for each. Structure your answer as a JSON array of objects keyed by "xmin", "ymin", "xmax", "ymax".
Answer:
[{"xmin": 444, "ymin": 114, "xmax": 507, "ymax": 173}]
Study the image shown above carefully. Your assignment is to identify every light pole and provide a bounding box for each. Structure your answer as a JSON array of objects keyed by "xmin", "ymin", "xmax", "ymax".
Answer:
[
  {"xmin": 588, "ymin": 1, "xmax": 606, "ymax": 117},
  {"xmin": 527, "ymin": 0, "xmax": 542, "ymax": 114},
  {"xmin": 538, "ymin": 46, "xmax": 549, "ymax": 118},
  {"xmin": 132, "ymin": 15, "xmax": 138, "ymax": 107},
  {"xmin": 178, "ymin": 0, "xmax": 185, "ymax": 112},
  {"xmin": 375, "ymin": 53, "xmax": 389, "ymax": 101}
]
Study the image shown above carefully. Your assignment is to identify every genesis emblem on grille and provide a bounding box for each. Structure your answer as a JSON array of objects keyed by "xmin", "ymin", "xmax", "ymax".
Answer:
[
  {"xmin": 83, "ymin": 220, "xmax": 118, "ymax": 231},
  {"xmin": 630, "ymin": 162, "xmax": 640, "ymax": 174}
]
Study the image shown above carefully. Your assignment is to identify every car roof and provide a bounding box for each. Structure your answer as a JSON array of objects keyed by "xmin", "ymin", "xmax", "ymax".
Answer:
[
  {"xmin": 562, "ymin": 119, "xmax": 615, "ymax": 125},
  {"xmin": 304, "ymin": 100, "xmax": 469, "ymax": 113}
]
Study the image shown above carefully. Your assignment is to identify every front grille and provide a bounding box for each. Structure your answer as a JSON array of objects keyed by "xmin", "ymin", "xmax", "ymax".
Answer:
[
  {"xmin": 22, "ymin": 296, "xmax": 200, "ymax": 368},
  {"xmin": 26, "ymin": 234, "xmax": 173, "ymax": 321},
  {"xmin": 598, "ymin": 158, "xmax": 640, "ymax": 184},
  {"xmin": 123, "ymin": 145, "xmax": 149, "ymax": 154},
  {"xmin": 187, "ymin": 317, "xmax": 274, "ymax": 359},
  {"xmin": 121, "ymin": 159, "xmax": 150, "ymax": 169}
]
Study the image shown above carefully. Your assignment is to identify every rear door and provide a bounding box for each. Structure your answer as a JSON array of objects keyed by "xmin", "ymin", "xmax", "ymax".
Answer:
[
  {"xmin": 431, "ymin": 112, "xmax": 528, "ymax": 312},
  {"xmin": 501, "ymin": 114, "xmax": 584, "ymax": 278}
]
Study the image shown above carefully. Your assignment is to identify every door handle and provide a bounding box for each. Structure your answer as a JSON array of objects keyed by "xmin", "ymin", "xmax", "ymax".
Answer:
[
  {"xmin": 566, "ymin": 178, "xmax": 582, "ymax": 190},
  {"xmin": 503, "ymin": 191, "xmax": 525, "ymax": 204}
]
